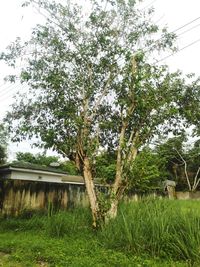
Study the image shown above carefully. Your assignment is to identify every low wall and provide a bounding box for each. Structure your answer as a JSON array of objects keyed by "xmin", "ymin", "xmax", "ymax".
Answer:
[
  {"xmin": 176, "ymin": 191, "xmax": 200, "ymax": 200},
  {"xmin": 0, "ymin": 179, "xmax": 89, "ymax": 215},
  {"xmin": 2, "ymin": 178, "xmax": 199, "ymax": 215}
]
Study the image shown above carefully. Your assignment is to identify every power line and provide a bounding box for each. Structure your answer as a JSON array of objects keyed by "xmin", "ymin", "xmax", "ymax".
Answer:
[
  {"xmin": 0, "ymin": 82, "xmax": 20, "ymax": 94},
  {"xmin": 140, "ymin": 0, "xmax": 157, "ymax": 11},
  {"xmin": 1, "ymin": 6, "xmax": 200, "ymax": 85},
  {"xmin": 144, "ymin": 16, "xmax": 200, "ymax": 55},
  {"xmin": 140, "ymin": 16, "xmax": 200, "ymax": 63},
  {"xmin": 0, "ymin": 83, "xmax": 23, "ymax": 101},
  {"xmin": 114, "ymin": 15, "xmax": 200, "ymax": 68},
  {"xmin": 0, "ymin": 83, "xmax": 21, "ymax": 97},
  {"xmin": 156, "ymin": 37, "xmax": 200, "ymax": 63},
  {"xmin": 0, "ymin": 84, "xmax": 28, "ymax": 103},
  {"xmin": 177, "ymin": 23, "xmax": 200, "ymax": 38},
  {"xmin": 172, "ymin": 16, "xmax": 200, "ymax": 33},
  {"xmin": 0, "ymin": 82, "xmax": 7, "ymax": 88}
]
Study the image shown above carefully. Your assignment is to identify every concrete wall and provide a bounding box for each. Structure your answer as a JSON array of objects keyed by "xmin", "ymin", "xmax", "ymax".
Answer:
[
  {"xmin": 176, "ymin": 191, "xmax": 200, "ymax": 200},
  {"xmin": 0, "ymin": 179, "xmax": 89, "ymax": 215}
]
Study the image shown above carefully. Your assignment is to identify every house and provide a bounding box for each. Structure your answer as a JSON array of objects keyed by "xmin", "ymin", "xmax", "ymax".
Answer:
[{"xmin": 0, "ymin": 162, "xmax": 93, "ymax": 215}]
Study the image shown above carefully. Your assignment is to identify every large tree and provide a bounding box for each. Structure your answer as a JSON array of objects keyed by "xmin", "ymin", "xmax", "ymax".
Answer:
[{"xmin": 1, "ymin": 0, "xmax": 200, "ymax": 226}]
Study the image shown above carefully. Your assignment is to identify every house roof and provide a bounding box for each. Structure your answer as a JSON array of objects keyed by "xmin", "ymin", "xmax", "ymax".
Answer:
[{"xmin": 0, "ymin": 161, "xmax": 68, "ymax": 174}]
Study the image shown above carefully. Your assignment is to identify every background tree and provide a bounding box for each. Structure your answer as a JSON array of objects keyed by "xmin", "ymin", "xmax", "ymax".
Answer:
[
  {"xmin": 156, "ymin": 136, "xmax": 200, "ymax": 191},
  {"xmin": 174, "ymin": 140, "xmax": 200, "ymax": 192},
  {"xmin": 95, "ymin": 151, "xmax": 116, "ymax": 184},
  {"xmin": 127, "ymin": 147, "xmax": 167, "ymax": 193},
  {"xmin": 16, "ymin": 152, "xmax": 79, "ymax": 174},
  {"xmin": 0, "ymin": 124, "xmax": 7, "ymax": 165},
  {"xmin": 1, "ymin": 0, "xmax": 200, "ymax": 226},
  {"xmin": 156, "ymin": 135, "xmax": 186, "ymax": 181},
  {"xmin": 16, "ymin": 152, "xmax": 59, "ymax": 166}
]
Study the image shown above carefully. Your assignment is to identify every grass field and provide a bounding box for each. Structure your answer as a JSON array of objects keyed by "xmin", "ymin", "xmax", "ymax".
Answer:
[{"xmin": 0, "ymin": 199, "xmax": 199, "ymax": 267}]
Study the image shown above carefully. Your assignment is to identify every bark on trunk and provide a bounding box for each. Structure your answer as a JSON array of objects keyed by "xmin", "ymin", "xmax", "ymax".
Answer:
[
  {"xmin": 105, "ymin": 145, "xmax": 138, "ymax": 222},
  {"xmin": 112, "ymin": 122, "xmax": 127, "ymax": 194},
  {"xmin": 105, "ymin": 123, "xmax": 127, "ymax": 221},
  {"xmin": 75, "ymin": 152, "xmax": 81, "ymax": 172},
  {"xmin": 105, "ymin": 199, "xmax": 118, "ymax": 223},
  {"xmin": 83, "ymin": 156, "xmax": 99, "ymax": 228}
]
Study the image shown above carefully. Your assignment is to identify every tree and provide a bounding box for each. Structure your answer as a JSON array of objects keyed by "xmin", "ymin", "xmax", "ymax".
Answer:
[
  {"xmin": 174, "ymin": 140, "xmax": 200, "ymax": 192},
  {"xmin": 156, "ymin": 135, "xmax": 186, "ymax": 182},
  {"xmin": 0, "ymin": 124, "xmax": 7, "ymax": 164},
  {"xmin": 1, "ymin": 0, "xmax": 200, "ymax": 226},
  {"xmin": 0, "ymin": 146, "xmax": 6, "ymax": 165},
  {"xmin": 95, "ymin": 151, "xmax": 116, "ymax": 183},
  {"xmin": 16, "ymin": 152, "xmax": 79, "ymax": 174},
  {"xmin": 16, "ymin": 152, "xmax": 59, "ymax": 166},
  {"xmin": 127, "ymin": 147, "xmax": 167, "ymax": 192},
  {"xmin": 156, "ymin": 136, "xmax": 200, "ymax": 192}
]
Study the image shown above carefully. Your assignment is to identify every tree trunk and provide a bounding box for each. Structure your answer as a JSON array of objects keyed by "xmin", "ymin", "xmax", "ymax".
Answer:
[
  {"xmin": 105, "ymin": 199, "xmax": 118, "ymax": 222},
  {"xmin": 105, "ymin": 123, "xmax": 127, "ymax": 222},
  {"xmin": 83, "ymin": 156, "xmax": 99, "ymax": 228},
  {"xmin": 75, "ymin": 152, "xmax": 81, "ymax": 172}
]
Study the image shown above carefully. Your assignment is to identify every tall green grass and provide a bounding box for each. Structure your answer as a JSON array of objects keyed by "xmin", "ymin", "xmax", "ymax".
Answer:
[
  {"xmin": 100, "ymin": 199, "xmax": 200, "ymax": 262},
  {"xmin": 1, "ymin": 199, "xmax": 200, "ymax": 263},
  {"xmin": 46, "ymin": 207, "xmax": 92, "ymax": 238},
  {"xmin": 0, "ymin": 207, "xmax": 92, "ymax": 238}
]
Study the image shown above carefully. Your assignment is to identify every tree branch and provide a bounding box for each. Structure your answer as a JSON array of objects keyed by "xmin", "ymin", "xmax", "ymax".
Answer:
[
  {"xmin": 175, "ymin": 148, "xmax": 192, "ymax": 191},
  {"xmin": 89, "ymin": 69, "xmax": 117, "ymax": 122},
  {"xmin": 192, "ymin": 166, "xmax": 200, "ymax": 191}
]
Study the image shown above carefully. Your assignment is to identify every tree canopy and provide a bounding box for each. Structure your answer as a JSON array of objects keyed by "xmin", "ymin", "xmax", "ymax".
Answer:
[
  {"xmin": 0, "ymin": 124, "xmax": 7, "ymax": 165},
  {"xmin": 16, "ymin": 151, "xmax": 79, "ymax": 174},
  {"xmin": 155, "ymin": 136, "xmax": 200, "ymax": 191},
  {"xmin": 1, "ymin": 0, "xmax": 200, "ymax": 225}
]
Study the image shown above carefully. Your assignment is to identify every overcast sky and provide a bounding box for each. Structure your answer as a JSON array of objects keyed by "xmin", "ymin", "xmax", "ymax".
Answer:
[{"xmin": 0, "ymin": 0, "xmax": 200, "ymax": 159}]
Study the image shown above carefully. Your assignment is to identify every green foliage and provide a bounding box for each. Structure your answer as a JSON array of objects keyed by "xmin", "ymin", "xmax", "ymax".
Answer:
[
  {"xmin": 128, "ymin": 147, "xmax": 167, "ymax": 192},
  {"xmin": 0, "ymin": 124, "xmax": 7, "ymax": 164},
  {"xmin": 16, "ymin": 152, "xmax": 79, "ymax": 174},
  {"xmin": 16, "ymin": 152, "xmax": 59, "ymax": 166},
  {"xmin": 95, "ymin": 152, "xmax": 116, "ymax": 183},
  {"xmin": 1, "ymin": 0, "xmax": 200, "ymax": 221},
  {"xmin": 0, "ymin": 201, "xmax": 199, "ymax": 266},
  {"xmin": 16, "ymin": 152, "xmax": 36, "ymax": 163},
  {"xmin": 46, "ymin": 208, "xmax": 91, "ymax": 238},
  {"xmin": 96, "ymin": 141, "xmax": 196, "ymax": 193},
  {"xmin": 155, "ymin": 137, "xmax": 185, "ymax": 182},
  {"xmin": 100, "ymin": 199, "xmax": 200, "ymax": 262},
  {"xmin": 156, "ymin": 136, "xmax": 200, "ymax": 190},
  {"xmin": 0, "ymin": 207, "xmax": 91, "ymax": 237},
  {"xmin": 179, "ymin": 76, "xmax": 200, "ymax": 136},
  {"xmin": 0, "ymin": 146, "xmax": 6, "ymax": 165},
  {"xmin": 2, "ymin": 0, "xmax": 198, "ymax": 162},
  {"xmin": 156, "ymin": 135, "xmax": 186, "ymax": 164},
  {"xmin": 60, "ymin": 160, "xmax": 79, "ymax": 175},
  {"xmin": 185, "ymin": 139, "xmax": 200, "ymax": 173},
  {"xmin": 0, "ymin": 231, "xmax": 185, "ymax": 267}
]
